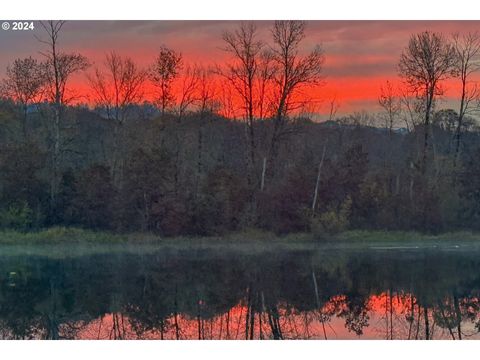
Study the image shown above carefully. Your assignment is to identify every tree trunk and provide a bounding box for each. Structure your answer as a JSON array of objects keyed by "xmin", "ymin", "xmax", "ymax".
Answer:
[
  {"xmin": 453, "ymin": 295, "xmax": 462, "ymax": 340},
  {"xmin": 260, "ymin": 157, "xmax": 267, "ymax": 191},
  {"xmin": 311, "ymin": 144, "xmax": 327, "ymax": 214},
  {"xmin": 22, "ymin": 105, "xmax": 28, "ymax": 142},
  {"xmin": 424, "ymin": 306, "xmax": 430, "ymax": 340},
  {"xmin": 312, "ymin": 270, "xmax": 327, "ymax": 339},
  {"xmin": 50, "ymin": 105, "xmax": 61, "ymax": 210},
  {"xmin": 454, "ymin": 76, "xmax": 467, "ymax": 168}
]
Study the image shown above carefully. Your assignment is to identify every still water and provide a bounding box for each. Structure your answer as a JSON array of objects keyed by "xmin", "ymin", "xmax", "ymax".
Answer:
[{"xmin": 1, "ymin": 244, "xmax": 480, "ymax": 340}]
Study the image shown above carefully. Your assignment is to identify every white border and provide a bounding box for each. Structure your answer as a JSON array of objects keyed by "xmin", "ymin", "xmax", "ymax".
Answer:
[
  {"xmin": 1, "ymin": 0, "xmax": 479, "ymax": 358},
  {"xmin": 0, "ymin": 340, "xmax": 478, "ymax": 359},
  {"xmin": 1, "ymin": 0, "xmax": 480, "ymax": 20}
]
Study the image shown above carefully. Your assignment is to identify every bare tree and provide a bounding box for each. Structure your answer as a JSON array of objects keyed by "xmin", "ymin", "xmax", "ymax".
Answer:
[
  {"xmin": 268, "ymin": 20, "xmax": 325, "ymax": 177},
  {"xmin": 194, "ymin": 66, "xmax": 218, "ymax": 198},
  {"xmin": 327, "ymin": 93, "xmax": 340, "ymax": 122},
  {"xmin": 218, "ymin": 81, "xmax": 237, "ymax": 119},
  {"xmin": 36, "ymin": 20, "xmax": 90, "ymax": 207},
  {"xmin": 378, "ymin": 80, "xmax": 402, "ymax": 137},
  {"xmin": 149, "ymin": 46, "xmax": 183, "ymax": 115},
  {"xmin": 88, "ymin": 51, "xmax": 147, "ymax": 183},
  {"xmin": 256, "ymin": 50, "xmax": 276, "ymax": 121},
  {"xmin": 399, "ymin": 86, "xmax": 426, "ymax": 132},
  {"xmin": 89, "ymin": 52, "xmax": 146, "ymax": 124},
  {"xmin": 176, "ymin": 64, "xmax": 200, "ymax": 119},
  {"xmin": 37, "ymin": 22, "xmax": 90, "ymax": 105},
  {"xmin": 221, "ymin": 22, "xmax": 265, "ymax": 185},
  {"xmin": 342, "ymin": 110, "xmax": 376, "ymax": 127},
  {"xmin": 1, "ymin": 57, "xmax": 45, "ymax": 140},
  {"xmin": 452, "ymin": 32, "xmax": 480, "ymax": 164},
  {"xmin": 398, "ymin": 31, "xmax": 456, "ymax": 173},
  {"xmin": 162, "ymin": 62, "xmax": 202, "ymax": 198},
  {"xmin": 197, "ymin": 66, "xmax": 218, "ymax": 116}
]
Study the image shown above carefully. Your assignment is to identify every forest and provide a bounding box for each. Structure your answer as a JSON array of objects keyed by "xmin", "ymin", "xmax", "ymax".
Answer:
[{"xmin": 1, "ymin": 20, "xmax": 480, "ymax": 237}]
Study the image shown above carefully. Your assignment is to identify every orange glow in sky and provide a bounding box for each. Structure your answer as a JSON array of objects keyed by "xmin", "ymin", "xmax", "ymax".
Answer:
[{"xmin": 1, "ymin": 20, "xmax": 480, "ymax": 118}]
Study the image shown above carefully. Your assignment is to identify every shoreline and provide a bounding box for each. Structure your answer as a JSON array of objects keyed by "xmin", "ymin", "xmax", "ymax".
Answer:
[
  {"xmin": 2, "ymin": 226, "xmax": 480, "ymax": 244},
  {"xmin": 1, "ymin": 227, "xmax": 480, "ymax": 258}
]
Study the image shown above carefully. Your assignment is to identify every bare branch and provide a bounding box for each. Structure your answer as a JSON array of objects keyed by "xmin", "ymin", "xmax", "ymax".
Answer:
[
  {"xmin": 88, "ymin": 51, "xmax": 147, "ymax": 124},
  {"xmin": 149, "ymin": 46, "xmax": 183, "ymax": 115}
]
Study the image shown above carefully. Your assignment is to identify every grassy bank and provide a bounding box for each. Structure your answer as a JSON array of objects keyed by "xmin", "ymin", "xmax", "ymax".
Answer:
[
  {"xmin": 2, "ymin": 226, "xmax": 480, "ymax": 245},
  {"xmin": 0, "ymin": 227, "xmax": 300, "ymax": 244},
  {"xmin": 0, "ymin": 227, "xmax": 314, "ymax": 257},
  {"xmin": 2, "ymin": 227, "xmax": 480, "ymax": 258}
]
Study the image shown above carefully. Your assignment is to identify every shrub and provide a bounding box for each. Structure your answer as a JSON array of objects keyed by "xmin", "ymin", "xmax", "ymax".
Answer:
[
  {"xmin": 311, "ymin": 197, "xmax": 351, "ymax": 239},
  {"xmin": 0, "ymin": 201, "xmax": 34, "ymax": 232}
]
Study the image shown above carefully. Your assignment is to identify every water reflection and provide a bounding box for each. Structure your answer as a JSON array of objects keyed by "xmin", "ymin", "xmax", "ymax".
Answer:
[{"xmin": 1, "ymin": 247, "xmax": 480, "ymax": 339}]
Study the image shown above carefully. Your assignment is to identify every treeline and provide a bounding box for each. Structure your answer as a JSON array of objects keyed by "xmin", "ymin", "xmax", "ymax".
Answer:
[
  {"xmin": 2, "ymin": 101, "xmax": 480, "ymax": 235},
  {"xmin": 1, "ymin": 21, "xmax": 480, "ymax": 236}
]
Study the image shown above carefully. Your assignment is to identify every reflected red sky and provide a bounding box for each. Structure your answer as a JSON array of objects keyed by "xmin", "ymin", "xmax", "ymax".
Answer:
[{"xmin": 69, "ymin": 292, "xmax": 480, "ymax": 340}]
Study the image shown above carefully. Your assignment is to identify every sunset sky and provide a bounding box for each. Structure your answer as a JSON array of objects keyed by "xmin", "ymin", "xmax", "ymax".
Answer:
[{"xmin": 1, "ymin": 20, "xmax": 480, "ymax": 117}]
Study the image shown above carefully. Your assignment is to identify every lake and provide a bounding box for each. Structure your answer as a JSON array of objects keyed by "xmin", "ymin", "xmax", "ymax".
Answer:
[{"xmin": 1, "ymin": 244, "xmax": 479, "ymax": 340}]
